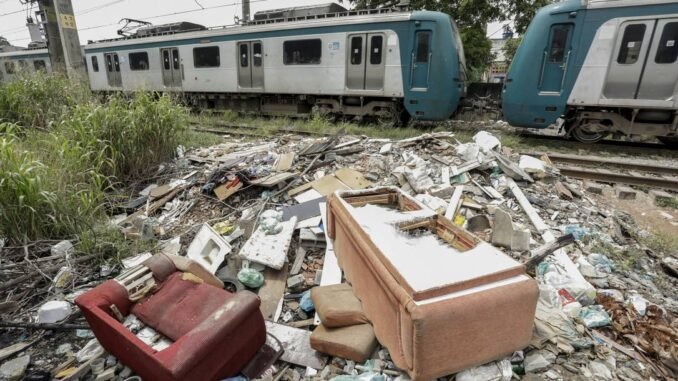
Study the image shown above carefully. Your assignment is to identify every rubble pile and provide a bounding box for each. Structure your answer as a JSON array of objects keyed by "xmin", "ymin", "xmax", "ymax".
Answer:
[{"xmin": 0, "ymin": 129, "xmax": 676, "ymax": 381}]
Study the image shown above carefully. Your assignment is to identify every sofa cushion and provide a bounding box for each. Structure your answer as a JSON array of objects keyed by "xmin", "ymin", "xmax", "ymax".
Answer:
[
  {"xmin": 310, "ymin": 323, "xmax": 377, "ymax": 362},
  {"xmin": 311, "ymin": 283, "xmax": 369, "ymax": 328},
  {"xmin": 131, "ymin": 272, "xmax": 232, "ymax": 341}
]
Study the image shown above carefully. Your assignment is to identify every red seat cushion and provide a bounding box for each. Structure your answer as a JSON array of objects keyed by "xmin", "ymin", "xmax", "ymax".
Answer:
[{"xmin": 131, "ymin": 272, "xmax": 233, "ymax": 341}]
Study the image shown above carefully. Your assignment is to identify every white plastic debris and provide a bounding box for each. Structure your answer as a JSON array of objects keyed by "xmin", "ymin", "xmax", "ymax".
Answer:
[
  {"xmin": 53, "ymin": 266, "xmax": 73, "ymax": 289},
  {"xmin": 626, "ymin": 291, "xmax": 648, "ymax": 317},
  {"xmin": 51, "ymin": 240, "xmax": 74, "ymax": 257},
  {"xmin": 415, "ymin": 194, "xmax": 448, "ymax": 214},
  {"xmin": 379, "ymin": 143, "xmax": 392, "ymax": 154},
  {"xmin": 121, "ymin": 252, "xmax": 153, "ymax": 269},
  {"xmin": 519, "ymin": 155, "xmax": 546, "ymax": 175},
  {"xmin": 186, "ymin": 223, "xmax": 232, "ymax": 274},
  {"xmin": 456, "ymin": 143, "xmax": 483, "ymax": 162},
  {"xmin": 456, "ymin": 358, "xmax": 512, "ymax": 381},
  {"xmin": 37, "ymin": 300, "xmax": 72, "ymax": 323},
  {"xmin": 473, "ymin": 131, "xmax": 501, "ymax": 153},
  {"xmin": 76, "ymin": 338, "xmax": 104, "ymax": 363}
]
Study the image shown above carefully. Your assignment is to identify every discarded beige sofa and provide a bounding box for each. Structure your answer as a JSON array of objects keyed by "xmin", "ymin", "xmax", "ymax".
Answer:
[{"xmin": 327, "ymin": 187, "xmax": 539, "ymax": 380}]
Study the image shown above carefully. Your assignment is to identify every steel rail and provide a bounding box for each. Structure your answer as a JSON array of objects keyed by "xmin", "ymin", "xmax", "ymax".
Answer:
[
  {"xmin": 558, "ymin": 166, "xmax": 678, "ymax": 191},
  {"xmin": 524, "ymin": 152, "xmax": 678, "ymax": 176}
]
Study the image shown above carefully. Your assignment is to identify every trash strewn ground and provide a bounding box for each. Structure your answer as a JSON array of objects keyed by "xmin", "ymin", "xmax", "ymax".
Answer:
[{"xmin": 1, "ymin": 124, "xmax": 677, "ymax": 381}]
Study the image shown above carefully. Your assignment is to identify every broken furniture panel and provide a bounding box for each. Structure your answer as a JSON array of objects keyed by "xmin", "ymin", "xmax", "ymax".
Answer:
[
  {"xmin": 239, "ymin": 217, "xmax": 297, "ymax": 270},
  {"xmin": 326, "ymin": 187, "xmax": 539, "ymax": 381}
]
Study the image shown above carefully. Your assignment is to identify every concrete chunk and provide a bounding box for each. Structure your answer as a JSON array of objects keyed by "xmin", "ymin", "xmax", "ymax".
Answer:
[
  {"xmin": 0, "ymin": 355, "xmax": 30, "ymax": 381},
  {"xmin": 585, "ymin": 182, "xmax": 604, "ymax": 195},
  {"xmin": 615, "ymin": 186, "xmax": 637, "ymax": 200},
  {"xmin": 650, "ymin": 189, "xmax": 675, "ymax": 206},
  {"xmin": 492, "ymin": 209, "xmax": 531, "ymax": 252}
]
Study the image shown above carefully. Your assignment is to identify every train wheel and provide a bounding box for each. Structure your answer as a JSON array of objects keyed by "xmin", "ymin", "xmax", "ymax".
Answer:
[
  {"xmin": 570, "ymin": 123, "xmax": 607, "ymax": 144},
  {"xmin": 658, "ymin": 136, "xmax": 678, "ymax": 148}
]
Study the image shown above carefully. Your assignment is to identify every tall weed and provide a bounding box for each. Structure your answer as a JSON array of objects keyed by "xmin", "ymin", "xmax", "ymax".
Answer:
[{"xmin": 0, "ymin": 72, "xmax": 89, "ymax": 129}]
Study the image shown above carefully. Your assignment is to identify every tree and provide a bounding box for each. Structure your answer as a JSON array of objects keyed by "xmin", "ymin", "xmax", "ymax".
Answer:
[
  {"xmin": 342, "ymin": 0, "xmax": 554, "ymax": 80},
  {"xmin": 502, "ymin": 36, "xmax": 523, "ymax": 67}
]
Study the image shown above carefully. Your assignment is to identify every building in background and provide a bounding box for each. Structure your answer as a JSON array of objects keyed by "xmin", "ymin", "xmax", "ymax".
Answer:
[{"xmin": 483, "ymin": 25, "xmax": 513, "ymax": 83}]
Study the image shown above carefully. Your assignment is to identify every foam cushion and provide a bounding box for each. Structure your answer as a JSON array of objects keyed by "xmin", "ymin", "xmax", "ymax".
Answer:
[
  {"xmin": 311, "ymin": 284, "xmax": 369, "ymax": 328},
  {"xmin": 310, "ymin": 323, "xmax": 378, "ymax": 362}
]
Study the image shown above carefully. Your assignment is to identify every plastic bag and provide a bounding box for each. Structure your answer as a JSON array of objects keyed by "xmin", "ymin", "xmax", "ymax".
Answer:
[
  {"xmin": 299, "ymin": 290, "xmax": 315, "ymax": 313},
  {"xmin": 259, "ymin": 210, "xmax": 283, "ymax": 235},
  {"xmin": 237, "ymin": 267, "xmax": 265, "ymax": 289},
  {"xmin": 456, "ymin": 358, "xmax": 512, "ymax": 381},
  {"xmin": 331, "ymin": 361, "xmax": 386, "ymax": 381},
  {"xmin": 578, "ymin": 305, "xmax": 611, "ymax": 328},
  {"xmin": 587, "ymin": 253, "xmax": 614, "ymax": 273}
]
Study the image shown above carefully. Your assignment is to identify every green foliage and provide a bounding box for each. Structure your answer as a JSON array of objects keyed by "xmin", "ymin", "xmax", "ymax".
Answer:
[
  {"xmin": 0, "ymin": 71, "xmax": 89, "ymax": 129},
  {"xmin": 59, "ymin": 93, "xmax": 189, "ymax": 182},
  {"xmin": 502, "ymin": 36, "xmax": 523, "ymax": 67},
  {"xmin": 0, "ymin": 126, "xmax": 106, "ymax": 243},
  {"xmin": 508, "ymin": 0, "xmax": 555, "ymax": 34},
  {"xmin": 460, "ymin": 25, "xmax": 495, "ymax": 81}
]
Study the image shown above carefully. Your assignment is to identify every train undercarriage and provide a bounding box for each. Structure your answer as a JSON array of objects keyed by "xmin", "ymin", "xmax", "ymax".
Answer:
[
  {"xmin": 563, "ymin": 106, "xmax": 678, "ymax": 146},
  {"xmin": 183, "ymin": 92, "xmax": 408, "ymax": 124}
]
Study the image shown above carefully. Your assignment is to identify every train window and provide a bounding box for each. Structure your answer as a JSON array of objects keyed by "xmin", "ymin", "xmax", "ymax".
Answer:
[
  {"xmin": 283, "ymin": 39, "xmax": 322, "ymax": 65},
  {"xmin": 350, "ymin": 36, "xmax": 363, "ymax": 65},
  {"xmin": 113, "ymin": 54, "xmax": 120, "ymax": 72},
  {"xmin": 253, "ymin": 42, "xmax": 262, "ymax": 67},
  {"xmin": 370, "ymin": 35, "xmax": 383, "ymax": 65},
  {"xmin": 172, "ymin": 49, "xmax": 180, "ymax": 70},
  {"xmin": 415, "ymin": 31, "xmax": 431, "ymax": 63},
  {"xmin": 33, "ymin": 60, "xmax": 46, "ymax": 71},
  {"xmin": 162, "ymin": 50, "xmax": 170, "ymax": 70},
  {"xmin": 129, "ymin": 52, "xmax": 149, "ymax": 71},
  {"xmin": 4, "ymin": 61, "xmax": 15, "ymax": 74},
  {"xmin": 18, "ymin": 60, "xmax": 28, "ymax": 69},
  {"xmin": 194, "ymin": 46, "xmax": 220, "ymax": 68},
  {"xmin": 617, "ymin": 24, "xmax": 646, "ymax": 64},
  {"xmin": 656, "ymin": 22, "xmax": 678, "ymax": 64},
  {"xmin": 91, "ymin": 56, "xmax": 99, "ymax": 72},
  {"xmin": 548, "ymin": 25, "xmax": 571, "ymax": 63},
  {"xmin": 239, "ymin": 44, "xmax": 248, "ymax": 68}
]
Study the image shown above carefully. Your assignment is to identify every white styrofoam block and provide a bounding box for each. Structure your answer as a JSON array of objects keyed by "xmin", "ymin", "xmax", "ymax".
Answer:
[
  {"xmin": 186, "ymin": 223, "xmax": 232, "ymax": 274},
  {"xmin": 239, "ymin": 217, "xmax": 297, "ymax": 270},
  {"xmin": 37, "ymin": 300, "xmax": 72, "ymax": 323}
]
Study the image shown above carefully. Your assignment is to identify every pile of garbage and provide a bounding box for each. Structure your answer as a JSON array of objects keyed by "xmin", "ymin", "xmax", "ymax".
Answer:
[{"xmin": 1, "ymin": 129, "xmax": 676, "ymax": 381}]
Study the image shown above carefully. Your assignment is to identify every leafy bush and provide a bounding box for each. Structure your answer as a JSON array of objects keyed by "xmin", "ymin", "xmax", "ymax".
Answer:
[
  {"xmin": 60, "ymin": 92, "xmax": 188, "ymax": 181},
  {"xmin": 0, "ymin": 72, "xmax": 89, "ymax": 129}
]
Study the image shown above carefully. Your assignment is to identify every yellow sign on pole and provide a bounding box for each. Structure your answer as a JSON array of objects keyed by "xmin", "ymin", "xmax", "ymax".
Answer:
[{"xmin": 60, "ymin": 14, "xmax": 77, "ymax": 29}]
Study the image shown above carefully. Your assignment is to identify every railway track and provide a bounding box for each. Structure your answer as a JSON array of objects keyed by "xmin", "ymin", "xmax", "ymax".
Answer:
[
  {"xmin": 525, "ymin": 152, "xmax": 678, "ymax": 190},
  {"xmin": 189, "ymin": 120, "xmax": 334, "ymax": 137},
  {"xmin": 516, "ymin": 131, "xmax": 677, "ymax": 152}
]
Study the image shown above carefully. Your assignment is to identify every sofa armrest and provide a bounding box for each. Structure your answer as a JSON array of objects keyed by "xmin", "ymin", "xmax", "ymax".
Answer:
[
  {"xmin": 76, "ymin": 280, "xmax": 132, "ymax": 316},
  {"xmin": 156, "ymin": 291, "xmax": 264, "ymax": 378}
]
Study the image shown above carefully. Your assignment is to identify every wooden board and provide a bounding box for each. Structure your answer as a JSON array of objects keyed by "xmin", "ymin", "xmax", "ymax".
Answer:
[
  {"xmin": 314, "ymin": 202, "xmax": 342, "ymax": 325},
  {"xmin": 265, "ymin": 321, "xmax": 327, "ymax": 369},
  {"xmin": 214, "ymin": 181, "xmax": 243, "ymax": 201},
  {"xmin": 312, "ymin": 176, "xmax": 350, "ymax": 196},
  {"xmin": 250, "ymin": 172, "xmax": 296, "ymax": 188},
  {"xmin": 259, "ymin": 264, "xmax": 289, "ymax": 320},
  {"xmin": 334, "ymin": 168, "xmax": 372, "ymax": 190},
  {"xmin": 275, "ymin": 153, "xmax": 295, "ymax": 171}
]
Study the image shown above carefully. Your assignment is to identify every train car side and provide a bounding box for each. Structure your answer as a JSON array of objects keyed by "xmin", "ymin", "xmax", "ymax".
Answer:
[
  {"xmin": 503, "ymin": 0, "xmax": 678, "ymax": 143},
  {"xmin": 0, "ymin": 49, "xmax": 52, "ymax": 83},
  {"xmin": 83, "ymin": 11, "xmax": 465, "ymax": 121}
]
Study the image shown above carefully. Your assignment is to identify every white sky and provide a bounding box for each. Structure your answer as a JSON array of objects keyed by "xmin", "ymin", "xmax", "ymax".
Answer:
[{"xmin": 0, "ymin": 0, "xmax": 506, "ymax": 47}]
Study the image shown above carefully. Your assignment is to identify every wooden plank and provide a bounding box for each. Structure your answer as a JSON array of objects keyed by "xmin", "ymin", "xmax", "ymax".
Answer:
[
  {"xmin": 334, "ymin": 168, "xmax": 372, "ymax": 190},
  {"xmin": 444, "ymin": 186, "xmax": 464, "ymax": 220},
  {"xmin": 259, "ymin": 264, "xmax": 289, "ymax": 320},
  {"xmin": 214, "ymin": 181, "xmax": 243, "ymax": 201},
  {"xmin": 0, "ymin": 341, "xmax": 34, "ymax": 361},
  {"xmin": 275, "ymin": 153, "xmax": 295, "ymax": 171},
  {"xmin": 239, "ymin": 217, "xmax": 297, "ymax": 270},
  {"xmin": 441, "ymin": 167, "xmax": 451, "ymax": 186},
  {"xmin": 250, "ymin": 172, "xmax": 296, "ymax": 188},
  {"xmin": 311, "ymin": 176, "xmax": 350, "ymax": 196},
  {"xmin": 290, "ymin": 247, "xmax": 306, "ymax": 276},
  {"xmin": 265, "ymin": 321, "xmax": 327, "ymax": 369},
  {"xmin": 507, "ymin": 178, "xmax": 549, "ymax": 234},
  {"xmin": 288, "ymin": 182, "xmax": 314, "ymax": 197},
  {"xmin": 314, "ymin": 203, "xmax": 342, "ymax": 325}
]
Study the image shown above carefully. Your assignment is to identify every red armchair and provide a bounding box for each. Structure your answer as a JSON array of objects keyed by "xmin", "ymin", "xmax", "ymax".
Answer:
[{"xmin": 75, "ymin": 254, "xmax": 266, "ymax": 381}]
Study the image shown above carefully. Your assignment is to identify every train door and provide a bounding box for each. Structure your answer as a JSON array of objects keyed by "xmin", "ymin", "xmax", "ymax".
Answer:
[
  {"xmin": 346, "ymin": 33, "xmax": 386, "ymax": 90},
  {"xmin": 160, "ymin": 48, "xmax": 182, "ymax": 88},
  {"xmin": 104, "ymin": 53, "xmax": 122, "ymax": 87},
  {"xmin": 604, "ymin": 20, "xmax": 655, "ymax": 99},
  {"xmin": 411, "ymin": 30, "xmax": 432, "ymax": 90},
  {"xmin": 637, "ymin": 19, "xmax": 678, "ymax": 100},
  {"xmin": 539, "ymin": 24, "xmax": 573, "ymax": 94},
  {"xmin": 237, "ymin": 41, "xmax": 264, "ymax": 89}
]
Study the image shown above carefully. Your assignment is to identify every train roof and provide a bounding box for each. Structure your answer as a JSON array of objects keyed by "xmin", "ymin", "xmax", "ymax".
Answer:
[
  {"xmin": 85, "ymin": 8, "xmax": 424, "ymax": 51},
  {"xmin": 0, "ymin": 48, "xmax": 49, "ymax": 59},
  {"xmin": 582, "ymin": 0, "xmax": 678, "ymax": 9}
]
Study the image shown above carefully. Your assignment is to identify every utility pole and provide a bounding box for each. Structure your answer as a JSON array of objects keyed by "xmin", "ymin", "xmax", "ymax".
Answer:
[
  {"xmin": 242, "ymin": 0, "xmax": 250, "ymax": 22},
  {"xmin": 33, "ymin": 0, "xmax": 85, "ymax": 78}
]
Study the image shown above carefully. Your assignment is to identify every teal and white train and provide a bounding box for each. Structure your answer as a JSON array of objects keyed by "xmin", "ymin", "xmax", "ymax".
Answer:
[
  {"xmin": 503, "ymin": 0, "xmax": 678, "ymax": 144},
  {"xmin": 0, "ymin": 7, "xmax": 466, "ymax": 124}
]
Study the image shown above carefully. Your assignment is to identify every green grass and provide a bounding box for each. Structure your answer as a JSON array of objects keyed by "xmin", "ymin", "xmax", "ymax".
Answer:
[{"xmin": 656, "ymin": 197, "xmax": 678, "ymax": 210}]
